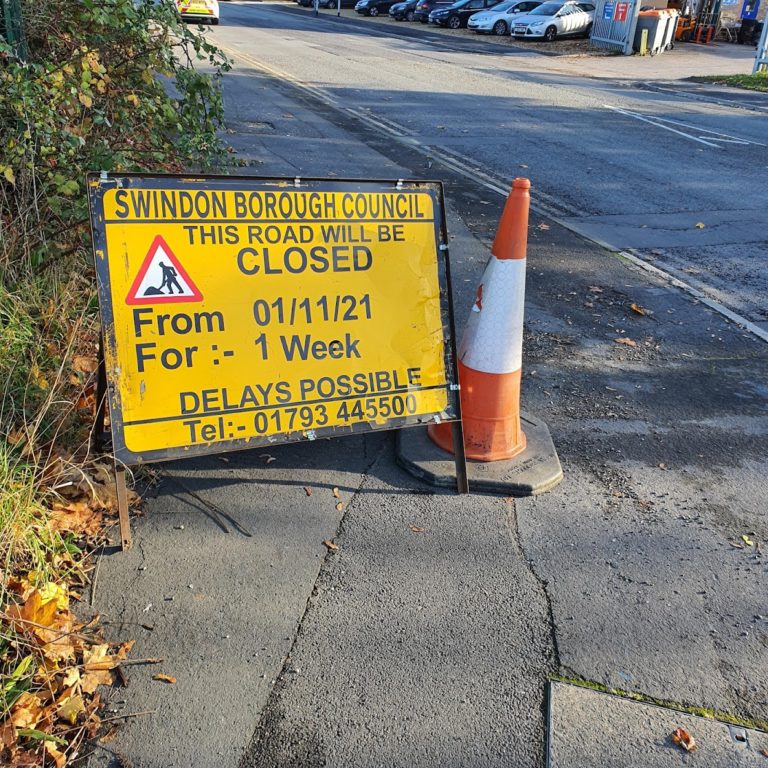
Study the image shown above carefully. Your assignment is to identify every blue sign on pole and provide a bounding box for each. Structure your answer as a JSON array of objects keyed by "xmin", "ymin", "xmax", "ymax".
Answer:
[
  {"xmin": 604, "ymin": 2, "xmax": 615, "ymax": 18},
  {"xmin": 741, "ymin": 0, "xmax": 759, "ymax": 19}
]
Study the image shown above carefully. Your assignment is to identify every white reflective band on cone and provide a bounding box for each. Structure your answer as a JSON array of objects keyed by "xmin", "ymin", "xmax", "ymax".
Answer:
[{"xmin": 459, "ymin": 258, "xmax": 526, "ymax": 374}]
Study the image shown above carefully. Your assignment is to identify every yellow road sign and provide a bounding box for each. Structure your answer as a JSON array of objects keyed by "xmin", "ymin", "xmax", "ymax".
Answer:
[{"xmin": 88, "ymin": 175, "xmax": 460, "ymax": 465}]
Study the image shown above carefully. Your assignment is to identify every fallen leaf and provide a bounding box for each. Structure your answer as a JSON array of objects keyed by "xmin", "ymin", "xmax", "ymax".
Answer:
[
  {"xmin": 45, "ymin": 742, "xmax": 67, "ymax": 768},
  {"xmin": 614, "ymin": 338, "xmax": 637, "ymax": 347},
  {"xmin": 630, "ymin": 303, "xmax": 647, "ymax": 316},
  {"xmin": 57, "ymin": 694, "xmax": 85, "ymax": 725},
  {"xmin": 259, "ymin": 454, "xmax": 277, "ymax": 464},
  {"xmin": 83, "ymin": 643, "xmax": 122, "ymax": 672},
  {"xmin": 49, "ymin": 501, "xmax": 104, "ymax": 537},
  {"xmin": 0, "ymin": 719, "xmax": 16, "ymax": 750},
  {"xmin": 72, "ymin": 355, "xmax": 98, "ymax": 375},
  {"xmin": 6, "ymin": 589, "xmax": 76, "ymax": 662},
  {"xmin": 742, "ymin": 534, "xmax": 755, "ymax": 547},
  {"xmin": 694, "ymin": 222, "xmax": 705, "ymax": 229},
  {"xmin": 671, "ymin": 727, "xmax": 696, "ymax": 752},
  {"xmin": 7, "ymin": 428, "xmax": 27, "ymax": 446},
  {"xmin": 61, "ymin": 667, "xmax": 80, "ymax": 688},
  {"xmin": 409, "ymin": 525, "xmax": 427, "ymax": 533},
  {"xmin": 323, "ymin": 539, "xmax": 338, "ymax": 551},
  {"xmin": 99, "ymin": 725, "xmax": 119, "ymax": 744},
  {"xmin": 152, "ymin": 673, "xmax": 177, "ymax": 684},
  {"xmin": 335, "ymin": 502, "xmax": 344, "ymax": 511},
  {"xmin": 303, "ymin": 486, "xmax": 313, "ymax": 496},
  {"xmin": 729, "ymin": 541, "xmax": 745, "ymax": 549},
  {"xmin": 10, "ymin": 692, "xmax": 46, "ymax": 729},
  {"xmin": 81, "ymin": 641, "xmax": 133, "ymax": 693},
  {"xmin": 332, "ymin": 487, "xmax": 340, "ymax": 498},
  {"xmin": 658, "ymin": 463, "xmax": 668, "ymax": 470},
  {"xmin": 38, "ymin": 582, "xmax": 68, "ymax": 611}
]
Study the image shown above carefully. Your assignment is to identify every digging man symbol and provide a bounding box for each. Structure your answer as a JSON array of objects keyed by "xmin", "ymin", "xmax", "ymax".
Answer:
[
  {"xmin": 143, "ymin": 261, "xmax": 184, "ymax": 297},
  {"xmin": 156, "ymin": 261, "xmax": 183, "ymax": 295}
]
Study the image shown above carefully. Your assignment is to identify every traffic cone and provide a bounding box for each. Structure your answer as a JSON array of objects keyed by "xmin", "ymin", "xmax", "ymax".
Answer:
[{"xmin": 429, "ymin": 178, "xmax": 530, "ymax": 461}]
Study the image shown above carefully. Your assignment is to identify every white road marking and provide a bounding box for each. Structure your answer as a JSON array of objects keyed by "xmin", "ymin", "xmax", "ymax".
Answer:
[
  {"xmin": 604, "ymin": 105, "xmax": 722, "ymax": 148},
  {"xmin": 631, "ymin": 110, "xmax": 767, "ymax": 146},
  {"xmin": 604, "ymin": 104, "xmax": 766, "ymax": 147},
  {"xmin": 698, "ymin": 137, "xmax": 750, "ymax": 145},
  {"xmin": 219, "ymin": 44, "xmax": 768, "ymax": 345}
]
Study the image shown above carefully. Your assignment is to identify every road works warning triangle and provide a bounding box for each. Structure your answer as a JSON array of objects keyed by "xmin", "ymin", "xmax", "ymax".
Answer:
[{"xmin": 126, "ymin": 236, "xmax": 203, "ymax": 305}]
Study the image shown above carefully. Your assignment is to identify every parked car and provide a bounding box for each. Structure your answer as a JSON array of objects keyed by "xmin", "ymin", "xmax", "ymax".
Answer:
[
  {"xmin": 389, "ymin": 0, "xmax": 419, "ymax": 19},
  {"xmin": 177, "ymin": 0, "xmax": 219, "ymax": 24},
  {"xmin": 298, "ymin": 0, "xmax": 357, "ymax": 7},
  {"xmin": 467, "ymin": 0, "xmax": 541, "ymax": 34},
  {"xmin": 355, "ymin": 0, "xmax": 399, "ymax": 14},
  {"xmin": 428, "ymin": 0, "xmax": 500, "ymax": 27},
  {"xmin": 413, "ymin": 0, "xmax": 454, "ymax": 22},
  {"xmin": 512, "ymin": 0, "xmax": 593, "ymax": 40}
]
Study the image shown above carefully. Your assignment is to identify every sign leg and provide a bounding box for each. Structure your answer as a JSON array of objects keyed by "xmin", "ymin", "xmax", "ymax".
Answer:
[
  {"xmin": 114, "ymin": 460, "xmax": 133, "ymax": 550},
  {"xmin": 93, "ymin": 334, "xmax": 108, "ymax": 453},
  {"xmin": 451, "ymin": 419, "xmax": 469, "ymax": 494}
]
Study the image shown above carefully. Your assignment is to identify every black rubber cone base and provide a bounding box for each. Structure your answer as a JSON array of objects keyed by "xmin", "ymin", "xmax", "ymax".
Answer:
[{"xmin": 396, "ymin": 412, "xmax": 562, "ymax": 495}]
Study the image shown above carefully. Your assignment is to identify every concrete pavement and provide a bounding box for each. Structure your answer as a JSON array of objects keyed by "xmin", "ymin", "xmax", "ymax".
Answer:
[
  {"xmin": 88, "ymin": 8, "xmax": 768, "ymax": 767},
  {"xmin": 548, "ymin": 682, "xmax": 768, "ymax": 767}
]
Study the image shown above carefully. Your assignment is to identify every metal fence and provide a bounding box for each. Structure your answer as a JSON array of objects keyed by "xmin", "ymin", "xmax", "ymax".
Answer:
[
  {"xmin": 589, "ymin": 0, "xmax": 640, "ymax": 53},
  {"xmin": 754, "ymin": 18, "xmax": 768, "ymax": 72},
  {"xmin": 1, "ymin": 0, "xmax": 26, "ymax": 58}
]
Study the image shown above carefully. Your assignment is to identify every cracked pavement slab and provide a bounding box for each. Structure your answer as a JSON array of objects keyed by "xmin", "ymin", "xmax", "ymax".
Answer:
[
  {"xmin": 241, "ymin": 450, "xmax": 555, "ymax": 768},
  {"xmin": 88, "ymin": 436, "xmax": 383, "ymax": 767},
  {"xmin": 547, "ymin": 682, "xmax": 768, "ymax": 768}
]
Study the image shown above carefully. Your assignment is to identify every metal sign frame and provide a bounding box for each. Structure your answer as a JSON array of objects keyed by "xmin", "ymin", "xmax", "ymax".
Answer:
[
  {"xmin": 754, "ymin": 16, "xmax": 768, "ymax": 72},
  {"xmin": 589, "ymin": 0, "xmax": 640, "ymax": 53},
  {"xmin": 89, "ymin": 173, "xmax": 468, "ymax": 548}
]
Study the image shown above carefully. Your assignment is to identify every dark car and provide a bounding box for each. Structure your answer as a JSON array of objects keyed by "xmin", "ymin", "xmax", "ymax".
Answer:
[
  {"xmin": 298, "ymin": 0, "xmax": 357, "ymax": 7},
  {"xmin": 355, "ymin": 0, "xmax": 399, "ymax": 13},
  {"xmin": 413, "ymin": 0, "xmax": 454, "ymax": 22},
  {"xmin": 389, "ymin": 0, "xmax": 419, "ymax": 19},
  {"xmin": 428, "ymin": 0, "xmax": 499, "ymax": 26}
]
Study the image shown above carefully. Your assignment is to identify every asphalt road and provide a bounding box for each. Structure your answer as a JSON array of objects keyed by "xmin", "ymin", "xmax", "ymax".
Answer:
[
  {"xmin": 88, "ymin": 9, "xmax": 768, "ymax": 768},
  {"xmin": 215, "ymin": 1, "xmax": 768, "ymax": 329}
]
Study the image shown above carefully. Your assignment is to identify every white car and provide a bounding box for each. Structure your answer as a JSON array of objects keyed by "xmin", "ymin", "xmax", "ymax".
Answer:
[
  {"xmin": 512, "ymin": 1, "xmax": 594, "ymax": 40},
  {"xmin": 177, "ymin": 0, "xmax": 220, "ymax": 24},
  {"xmin": 467, "ymin": 0, "xmax": 542, "ymax": 34}
]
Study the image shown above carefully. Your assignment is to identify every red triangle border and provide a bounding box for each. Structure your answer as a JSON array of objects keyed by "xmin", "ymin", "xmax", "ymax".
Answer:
[{"xmin": 125, "ymin": 235, "xmax": 203, "ymax": 306}]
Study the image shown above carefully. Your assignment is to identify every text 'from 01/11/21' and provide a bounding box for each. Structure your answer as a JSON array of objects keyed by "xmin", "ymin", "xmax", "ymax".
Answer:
[{"xmin": 92, "ymin": 183, "xmax": 457, "ymax": 460}]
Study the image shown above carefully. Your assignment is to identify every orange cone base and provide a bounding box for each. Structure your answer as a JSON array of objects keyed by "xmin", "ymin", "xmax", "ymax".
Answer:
[{"xmin": 428, "ymin": 364, "xmax": 526, "ymax": 462}]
